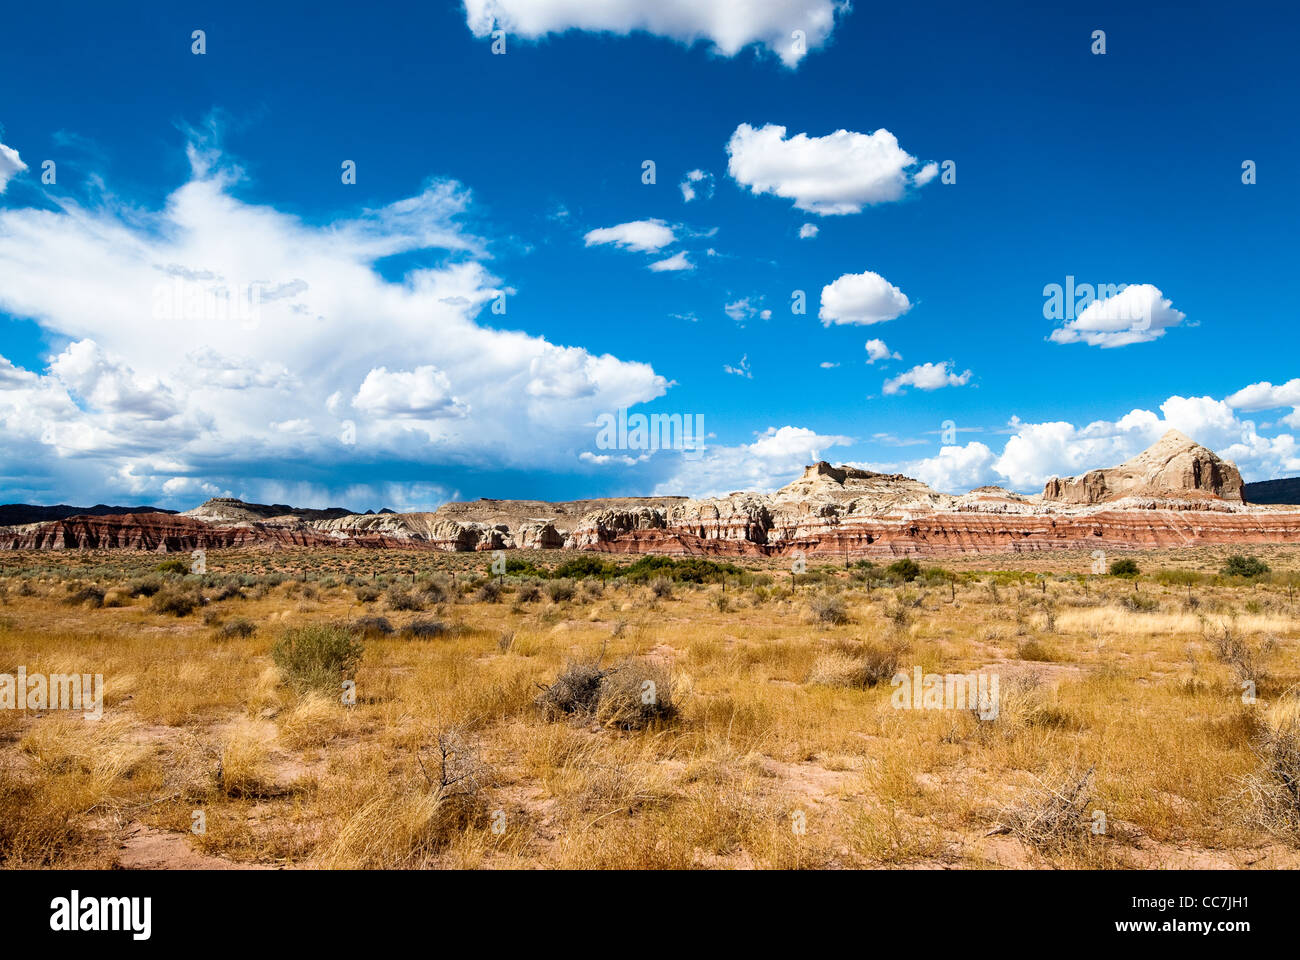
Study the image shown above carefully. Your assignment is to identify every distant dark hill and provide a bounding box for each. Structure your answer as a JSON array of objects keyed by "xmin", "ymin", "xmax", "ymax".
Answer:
[
  {"xmin": 0, "ymin": 504, "xmax": 176, "ymax": 526},
  {"xmin": 1244, "ymin": 478, "xmax": 1300, "ymax": 505}
]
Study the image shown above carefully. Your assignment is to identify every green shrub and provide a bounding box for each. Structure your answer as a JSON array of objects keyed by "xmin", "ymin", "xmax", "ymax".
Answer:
[
  {"xmin": 1154, "ymin": 568, "xmax": 1202, "ymax": 588},
  {"xmin": 417, "ymin": 578, "xmax": 448, "ymax": 604},
  {"xmin": 151, "ymin": 587, "xmax": 198, "ymax": 617},
  {"xmin": 545, "ymin": 579, "xmax": 576, "ymax": 602},
  {"xmin": 210, "ymin": 580, "xmax": 244, "ymax": 601},
  {"xmin": 127, "ymin": 575, "xmax": 164, "ymax": 597},
  {"xmin": 154, "ymin": 558, "xmax": 191, "ymax": 575},
  {"xmin": 551, "ymin": 556, "xmax": 615, "ymax": 580},
  {"xmin": 1108, "ymin": 558, "xmax": 1140, "ymax": 577},
  {"xmin": 1222, "ymin": 554, "xmax": 1271, "ymax": 578},
  {"xmin": 621, "ymin": 555, "xmax": 741, "ymax": 584},
  {"xmin": 271, "ymin": 623, "xmax": 364, "ymax": 693},
  {"xmin": 886, "ymin": 558, "xmax": 922, "ymax": 582},
  {"xmin": 1119, "ymin": 593, "xmax": 1159, "ymax": 613}
]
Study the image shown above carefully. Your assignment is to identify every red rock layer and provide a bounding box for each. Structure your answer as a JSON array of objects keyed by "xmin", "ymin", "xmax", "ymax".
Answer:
[
  {"xmin": 581, "ymin": 510, "xmax": 1300, "ymax": 557},
  {"xmin": 3, "ymin": 508, "xmax": 1299, "ymax": 557},
  {"xmin": 0, "ymin": 513, "xmax": 434, "ymax": 552}
]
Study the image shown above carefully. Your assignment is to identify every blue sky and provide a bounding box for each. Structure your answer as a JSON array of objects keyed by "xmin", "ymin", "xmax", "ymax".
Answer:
[{"xmin": 1, "ymin": 0, "xmax": 1298, "ymax": 510}]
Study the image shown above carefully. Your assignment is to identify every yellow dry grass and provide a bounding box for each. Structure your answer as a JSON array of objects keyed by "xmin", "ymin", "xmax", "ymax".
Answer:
[{"xmin": 1, "ymin": 546, "xmax": 1299, "ymax": 869}]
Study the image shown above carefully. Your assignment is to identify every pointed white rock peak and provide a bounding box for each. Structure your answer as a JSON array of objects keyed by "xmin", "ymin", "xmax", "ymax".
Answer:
[{"xmin": 1043, "ymin": 431, "xmax": 1243, "ymax": 504}]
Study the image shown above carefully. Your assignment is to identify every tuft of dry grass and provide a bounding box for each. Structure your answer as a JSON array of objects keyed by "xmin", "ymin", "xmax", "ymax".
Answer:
[
  {"xmin": 217, "ymin": 720, "xmax": 280, "ymax": 798},
  {"xmin": 807, "ymin": 639, "xmax": 905, "ymax": 689}
]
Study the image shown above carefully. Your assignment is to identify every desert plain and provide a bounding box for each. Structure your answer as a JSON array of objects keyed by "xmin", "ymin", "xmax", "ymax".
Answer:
[{"xmin": 2, "ymin": 542, "xmax": 1299, "ymax": 870}]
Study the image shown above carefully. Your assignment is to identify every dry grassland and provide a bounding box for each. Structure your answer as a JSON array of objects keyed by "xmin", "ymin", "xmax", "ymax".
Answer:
[{"xmin": 2, "ymin": 546, "xmax": 1299, "ymax": 869}]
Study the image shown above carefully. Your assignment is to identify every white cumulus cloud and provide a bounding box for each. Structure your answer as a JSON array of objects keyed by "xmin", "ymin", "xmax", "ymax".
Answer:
[
  {"xmin": 353, "ymin": 366, "xmax": 470, "ymax": 418},
  {"xmin": 0, "ymin": 140, "xmax": 27, "ymax": 194},
  {"xmin": 679, "ymin": 169, "xmax": 714, "ymax": 202},
  {"xmin": 906, "ymin": 442, "xmax": 997, "ymax": 493},
  {"xmin": 726, "ymin": 123, "xmax": 933, "ymax": 215},
  {"xmin": 0, "ymin": 136, "xmax": 669, "ymax": 507},
  {"xmin": 865, "ymin": 338, "xmax": 900, "ymax": 364},
  {"xmin": 648, "ymin": 250, "xmax": 693, "ymax": 272},
  {"xmin": 1226, "ymin": 378, "xmax": 1300, "ymax": 411},
  {"xmin": 894, "ymin": 390, "xmax": 1300, "ymax": 494},
  {"xmin": 463, "ymin": 0, "xmax": 849, "ymax": 68},
  {"xmin": 819, "ymin": 270, "xmax": 911, "ymax": 326},
  {"xmin": 655, "ymin": 425, "xmax": 853, "ymax": 498},
  {"xmin": 1049, "ymin": 283, "xmax": 1187, "ymax": 348},
  {"xmin": 882, "ymin": 361, "xmax": 971, "ymax": 396},
  {"xmin": 583, "ymin": 218, "xmax": 676, "ymax": 253}
]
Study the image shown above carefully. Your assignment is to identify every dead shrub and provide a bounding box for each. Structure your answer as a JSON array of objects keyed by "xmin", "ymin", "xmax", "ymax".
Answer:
[
  {"xmin": 354, "ymin": 615, "xmax": 395, "ymax": 639},
  {"xmin": 994, "ymin": 765, "xmax": 1096, "ymax": 852},
  {"xmin": 884, "ymin": 599, "xmax": 911, "ymax": 629},
  {"xmin": 403, "ymin": 618, "xmax": 449, "ymax": 640},
  {"xmin": 219, "ymin": 617, "xmax": 257, "ymax": 639},
  {"xmin": 1207, "ymin": 620, "xmax": 1269, "ymax": 690},
  {"xmin": 594, "ymin": 660, "xmax": 676, "ymax": 730},
  {"xmin": 1016, "ymin": 637, "xmax": 1053, "ymax": 661},
  {"xmin": 809, "ymin": 592, "xmax": 848, "ymax": 625},
  {"xmin": 0, "ymin": 770, "xmax": 82, "ymax": 866},
  {"xmin": 416, "ymin": 577, "xmax": 449, "ymax": 604},
  {"xmin": 536, "ymin": 661, "xmax": 609, "ymax": 720},
  {"xmin": 385, "ymin": 587, "xmax": 424, "ymax": 612},
  {"xmin": 1240, "ymin": 711, "xmax": 1300, "ymax": 839},
  {"xmin": 102, "ymin": 589, "xmax": 130, "ymax": 608},
  {"xmin": 62, "ymin": 584, "xmax": 105, "ymax": 608}
]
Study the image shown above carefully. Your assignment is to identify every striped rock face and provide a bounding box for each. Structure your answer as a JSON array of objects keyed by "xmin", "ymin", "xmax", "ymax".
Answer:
[{"xmin": 3, "ymin": 432, "xmax": 1296, "ymax": 557}]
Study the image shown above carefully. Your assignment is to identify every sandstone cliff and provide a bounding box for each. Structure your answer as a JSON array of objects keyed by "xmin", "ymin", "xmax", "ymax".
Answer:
[
  {"xmin": 3, "ymin": 432, "xmax": 1296, "ymax": 556},
  {"xmin": 1041, "ymin": 430, "xmax": 1244, "ymax": 504}
]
